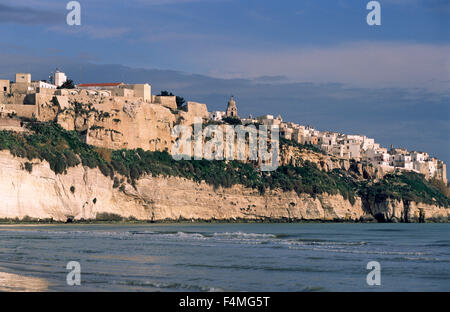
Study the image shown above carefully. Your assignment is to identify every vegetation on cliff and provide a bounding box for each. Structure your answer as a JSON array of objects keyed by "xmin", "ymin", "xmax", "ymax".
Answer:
[
  {"xmin": 159, "ymin": 90, "xmax": 185, "ymax": 109},
  {"xmin": 110, "ymin": 147, "xmax": 357, "ymax": 203},
  {"xmin": 0, "ymin": 121, "xmax": 448, "ymax": 207},
  {"xmin": 222, "ymin": 116, "xmax": 242, "ymax": 125},
  {"xmin": 0, "ymin": 122, "xmax": 112, "ymax": 176},
  {"xmin": 358, "ymin": 172, "xmax": 450, "ymax": 207},
  {"xmin": 279, "ymin": 137, "xmax": 325, "ymax": 155}
]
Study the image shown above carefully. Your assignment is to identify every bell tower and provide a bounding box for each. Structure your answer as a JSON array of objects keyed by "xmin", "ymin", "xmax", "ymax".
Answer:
[{"xmin": 226, "ymin": 96, "xmax": 238, "ymax": 118}]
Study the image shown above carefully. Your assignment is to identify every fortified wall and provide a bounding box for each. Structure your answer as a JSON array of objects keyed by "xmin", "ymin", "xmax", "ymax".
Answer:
[{"xmin": 0, "ymin": 83, "xmax": 210, "ymax": 153}]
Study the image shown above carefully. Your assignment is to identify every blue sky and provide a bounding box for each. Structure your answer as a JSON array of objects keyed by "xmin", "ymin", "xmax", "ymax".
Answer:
[
  {"xmin": 1, "ymin": 0, "xmax": 449, "ymax": 81},
  {"xmin": 0, "ymin": 0, "xmax": 449, "ymax": 169}
]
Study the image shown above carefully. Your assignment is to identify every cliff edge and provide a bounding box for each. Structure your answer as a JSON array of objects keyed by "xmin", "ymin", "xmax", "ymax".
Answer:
[
  {"xmin": 0, "ymin": 150, "xmax": 448, "ymax": 222},
  {"xmin": 0, "ymin": 122, "xmax": 448, "ymax": 223}
]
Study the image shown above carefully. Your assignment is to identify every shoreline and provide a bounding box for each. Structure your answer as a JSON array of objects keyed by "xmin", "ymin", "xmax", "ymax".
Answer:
[
  {"xmin": 0, "ymin": 271, "xmax": 49, "ymax": 292},
  {"xmin": 0, "ymin": 217, "xmax": 447, "ymax": 225}
]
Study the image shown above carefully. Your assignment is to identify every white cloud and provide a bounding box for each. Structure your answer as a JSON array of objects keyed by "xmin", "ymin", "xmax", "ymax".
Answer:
[
  {"xmin": 0, "ymin": 0, "xmax": 61, "ymax": 10},
  {"xmin": 197, "ymin": 41, "xmax": 450, "ymax": 90}
]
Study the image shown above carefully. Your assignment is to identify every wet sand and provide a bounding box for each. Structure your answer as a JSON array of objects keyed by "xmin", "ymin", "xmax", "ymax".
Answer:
[{"xmin": 0, "ymin": 271, "xmax": 49, "ymax": 292}]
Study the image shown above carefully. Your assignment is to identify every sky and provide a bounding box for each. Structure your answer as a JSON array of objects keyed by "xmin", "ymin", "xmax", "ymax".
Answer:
[{"xmin": 0, "ymin": 0, "xmax": 449, "ymax": 169}]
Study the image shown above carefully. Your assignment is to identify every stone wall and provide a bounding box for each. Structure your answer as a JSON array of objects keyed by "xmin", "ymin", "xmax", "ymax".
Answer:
[
  {"xmin": 0, "ymin": 118, "xmax": 26, "ymax": 132},
  {"xmin": 3, "ymin": 104, "xmax": 36, "ymax": 118},
  {"xmin": 152, "ymin": 95, "xmax": 177, "ymax": 110}
]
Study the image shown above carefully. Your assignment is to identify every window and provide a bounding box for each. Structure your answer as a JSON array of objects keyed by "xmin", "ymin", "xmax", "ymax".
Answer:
[{"xmin": 3, "ymin": 87, "xmax": 6, "ymax": 92}]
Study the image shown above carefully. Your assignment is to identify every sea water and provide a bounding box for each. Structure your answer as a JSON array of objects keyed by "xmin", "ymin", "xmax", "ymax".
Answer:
[{"xmin": 0, "ymin": 223, "xmax": 448, "ymax": 291}]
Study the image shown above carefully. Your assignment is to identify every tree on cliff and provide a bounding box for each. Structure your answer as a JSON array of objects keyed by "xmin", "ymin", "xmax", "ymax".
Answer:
[
  {"xmin": 222, "ymin": 116, "xmax": 242, "ymax": 125},
  {"xmin": 159, "ymin": 90, "xmax": 185, "ymax": 109},
  {"xmin": 58, "ymin": 79, "xmax": 75, "ymax": 89}
]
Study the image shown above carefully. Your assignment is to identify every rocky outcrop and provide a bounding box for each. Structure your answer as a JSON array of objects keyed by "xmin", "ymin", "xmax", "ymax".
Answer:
[
  {"xmin": 362, "ymin": 198, "xmax": 448, "ymax": 222},
  {"xmin": 279, "ymin": 144, "xmax": 387, "ymax": 180},
  {"xmin": 0, "ymin": 151, "xmax": 448, "ymax": 222},
  {"xmin": 134, "ymin": 176, "xmax": 365, "ymax": 222}
]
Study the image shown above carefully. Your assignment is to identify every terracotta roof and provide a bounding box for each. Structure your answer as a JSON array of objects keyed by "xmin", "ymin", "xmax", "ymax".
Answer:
[{"xmin": 77, "ymin": 83, "xmax": 123, "ymax": 87}]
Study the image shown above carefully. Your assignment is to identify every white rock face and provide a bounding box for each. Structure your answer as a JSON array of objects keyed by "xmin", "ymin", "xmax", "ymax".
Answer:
[
  {"xmin": 0, "ymin": 151, "xmax": 447, "ymax": 222},
  {"xmin": 364, "ymin": 197, "xmax": 449, "ymax": 222},
  {"xmin": 0, "ymin": 151, "xmax": 152, "ymax": 221}
]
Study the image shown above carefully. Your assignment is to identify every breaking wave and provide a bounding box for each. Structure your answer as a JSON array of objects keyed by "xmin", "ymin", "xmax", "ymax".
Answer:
[{"xmin": 120, "ymin": 280, "xmax": 224, "ymax": 292}]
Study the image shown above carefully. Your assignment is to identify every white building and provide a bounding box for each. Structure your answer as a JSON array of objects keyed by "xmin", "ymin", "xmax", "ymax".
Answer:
[
  {"xmin": 410, "ymin": 151, "xmax": 429, "ymax": 163},
  {"xmin": 54, "ymin": 70, "xmax": 67, "ymax": 87},
  {"xmin": 375, "ymin": 152, "xmax": 393, "ymax": 167},
  {"xmin": 280, "ymin": 123, "xmax": 294, "ymax": 140},
  {"xmin": 332, "ymin": 145, "xmax": 346, "ymax": 157},
  {"xmin": 256, "ymin": 114, "xmax": 282, "ymax": 126},
  {"xmin": 209, "ymin": 111, "xmax": 226, "ymax": 121},
  {"xmin": 318, "ymin": 132, "xmax": 337, "ymax": 146},
  {"xmin": 31, "ymin": 81, "xmax": 57, "ymax": 90},
  {"xmin": 392, "ymin": 154, "xmax": 413, "ymax": 170},
  {"xmin": 359, "ymin": 136, "xmax": 376, "ymax": 151},
  {"xmin": 346, "ymin": 140, "xmax": 361, "ymax": 159}
]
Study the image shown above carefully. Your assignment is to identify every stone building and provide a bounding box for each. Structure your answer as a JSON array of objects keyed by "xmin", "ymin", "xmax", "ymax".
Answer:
[
  {"xmin": 77, "ymin": 82, "xmax": 124, "ymax": 90},
  {"xmin": 152, "ymin": 95, "xmax": 177, "ymax": 109},
  {"xmin": 0, "ymin": 80, "xmax": 10, "ymax": 93},
  {"xmin": 77, "ymin": 83, "xmax": 152, "ymax": 103},
  {"xmin": 15, "ymin": 73, "xmax": 31, "ymax": 84}
]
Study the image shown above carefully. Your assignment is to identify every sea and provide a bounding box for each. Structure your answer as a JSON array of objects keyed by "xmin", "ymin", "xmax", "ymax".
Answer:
[{"xmin": 0, "ymin": 223, "xmax": 448, "ymax": 292}]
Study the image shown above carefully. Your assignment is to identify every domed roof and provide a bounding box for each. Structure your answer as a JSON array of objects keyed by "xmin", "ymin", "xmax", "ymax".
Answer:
[{"xmin": 228, "ymin": 96, "xmax": 236, "ymax": 106}]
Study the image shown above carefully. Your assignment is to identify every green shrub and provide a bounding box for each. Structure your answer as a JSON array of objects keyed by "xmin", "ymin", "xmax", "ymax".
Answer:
[
  {"xmin": 222, "ymin": 116, "xmax": 242, "ymax": 125},
  {"xmin": 95, "ymin": 212, "xmax": 123, "ymax": 222},
  {"xmin": 24, "ymin": 162, "xmax": 33, "ymax": 173}
]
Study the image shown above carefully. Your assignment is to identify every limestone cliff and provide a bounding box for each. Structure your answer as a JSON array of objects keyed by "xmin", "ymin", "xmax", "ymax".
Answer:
[{"xmin": 0, "ymin": 151, "xmax": 447, "ymax": 222}]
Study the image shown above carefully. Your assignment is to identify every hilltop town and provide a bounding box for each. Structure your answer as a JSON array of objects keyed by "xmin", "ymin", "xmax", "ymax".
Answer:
[{"xmin": 0, "ymin": 70, "xmax": 447, "ymax": 184}]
